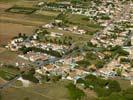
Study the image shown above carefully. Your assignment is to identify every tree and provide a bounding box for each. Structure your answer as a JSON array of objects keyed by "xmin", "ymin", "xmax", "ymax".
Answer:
[
  {"xmin": 18, "ymin": 33, "xmax": 22, "ymax": 37},
  {"xmin": 95, "ymin": 87, "xmax": 111, "ymax": 97},
  {"xmin": 50, "ymin": 75, "xmax": 62, "ymax": 82},
  {"xmin": 78, "ymin": 75, "xmax": 122, "ymax": 98},
  {"xmin": 66, "ymin": 83, "xmax": 85, "ymax": 100},
  {"xmin": 41, "ymin": 75, "xmax": 50, "ymax": 82},
  {"xmin": 22, "ymin": 68, "xmax": 39, "ymax": 83},
  {"xmin": 116, "ymin": 68, "xmax": 123, "ymax": 76},
  {"xmin": 108, "ymin": 80, "xmax": 121, "ymax": 92},
  {"xmin": 110, "ymin": 45, "xmax": 129, "ymax": 56},
  {"xmin": 77, "ymin": 60, "xmax": 90, "ymax": 68},
  {"xmin": 24, "ymin": 97, "xmax": 30, "ymax": 100},
  {"xmin": 108, "ymin": 92, "xmax": 125, "ymax": 100},
  {"xmin": 71, "ymin": 0, "xmax": 81, "ymax": 4},
  {"xmin": 95, "ymin": 61, "xmax": 105, "ymax": 68},
  {"xmin": 123, "ymin": 87, "xmax": 133, "ymax": 100},
  {"xmin": 0, "ymin": 92, "xmax": 2, "ymax": 100}
]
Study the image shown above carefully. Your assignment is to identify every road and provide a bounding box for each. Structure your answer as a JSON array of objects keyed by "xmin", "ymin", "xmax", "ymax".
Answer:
[{"xmin": 0, "ymin": 75, "xmax": 21, "ymax": 90}]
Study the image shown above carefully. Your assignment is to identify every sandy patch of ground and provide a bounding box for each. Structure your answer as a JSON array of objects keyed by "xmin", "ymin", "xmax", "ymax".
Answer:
[{"xmin": 17, "ymin": 77, "xmax": 30, "ymax": 87}]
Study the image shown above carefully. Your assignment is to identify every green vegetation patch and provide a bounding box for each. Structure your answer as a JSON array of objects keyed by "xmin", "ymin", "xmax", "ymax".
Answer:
[
  {"xmin": 0, "ymin": 70, "xmax": 15, "ymax": 81},
  {"xmin": 77, "ymin": 75, "xmax": 121, "ymax": 98},
  {"xmin": 6, "ymin": 6, "xmax": 37, "ymax": 14},
  {"xmin": 0, "ymin": 65, "xmax": 20, "ymax": 81},
  {"xmin": 22, "ymin": 68, "xmax": 39, "ymax": 83},
  {"xmin": 66, "ymin": 83, "xmax": 85, "ymax": 100}
]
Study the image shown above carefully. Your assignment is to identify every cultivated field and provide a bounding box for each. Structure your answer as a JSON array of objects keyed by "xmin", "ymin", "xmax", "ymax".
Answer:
[
  {"xmin": 0, "ymin": 1, "xmax": 60, "ymax": 46},
  {"xmin": 1, "ymin": 81, "xmax": 70, "ymax": 100},
  {"xmin": 0, "ymin": 49, "xmax": 31, "ymax": 65},
  {"xmin": 0, "ymin": 22, "xmax": 35, "ymax": 45},
  {"xmin": 35, "ymin": 10, "xmax": 60, "ymax": 17},
  {"xmin": 0, "ymin": 47, "xmax": 5, "ymax": 53}
]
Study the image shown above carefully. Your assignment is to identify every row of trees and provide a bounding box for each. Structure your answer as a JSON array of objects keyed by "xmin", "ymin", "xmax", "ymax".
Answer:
[
  {"xmin": 41, "ymin": 36, "xmax": 73, "ymax": 46},
  {"xmin": 77, "ymin": 74, "xmax": 121, "ymax": 97},
  {"xmin": 35, "ymin": 28, "xmax": 73, "ymax": 46},
  {"xmin": 13, "ymin": 33, "xmax": 28, "ymax": 40},
  {"xmin": 19, "ymin": 46, "xmax": 62, "ymax": 58}
]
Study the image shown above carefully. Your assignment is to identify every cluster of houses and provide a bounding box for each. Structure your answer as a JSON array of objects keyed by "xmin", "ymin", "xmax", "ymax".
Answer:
[
  {"xmin": 89, "ymin": 0, "xmax": 133, "ymax": 82},
  {"xmin": 43, "ymin": 20, "xmax": 86, "ymax": 35},
  {"xmin": 91, "ymin": 21, "xmax": 132, "ymax": 48},
  {"xmin": 6, "ymin": 32, "xmax": 91, "ymax": 83},
  {"xmin": 90, "ymin": 0, "xmax": 133, "ymax": 47},
  {"xmin": 7, "ymin": 37, "xmax": 68, "ymax": 52},
  {"xmin": 37, "ymin": 0, "xmax": 131, "ymax": 20},
  {"xmin": 4, "ymin": 0, "xmax": 133, "ymax": 85}
]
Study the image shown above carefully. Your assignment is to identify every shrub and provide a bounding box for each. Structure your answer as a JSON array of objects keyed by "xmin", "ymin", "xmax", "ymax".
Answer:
[{"xmin": 66, "ymin": 83, "xmax": 85, "ymax": 100}]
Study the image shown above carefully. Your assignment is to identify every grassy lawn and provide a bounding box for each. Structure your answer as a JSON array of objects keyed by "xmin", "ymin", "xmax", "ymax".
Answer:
[
  {"xmin": 46, "ymin": 28, "xmax": 92, "ymax": 42},
  {"xmin": 35, "ymin": 10, "xmax": 60, "ymax": 17},
  {"xmin": 67, "ymin": 14, "xmax": 89, "ymax": 25},
  {"xmin": 112, "ymin": 78, "xmax": 131, "ymax": 90},
  {"xmin": 66, "ymin": 13, "xmax": 102, "ymax": 33}
]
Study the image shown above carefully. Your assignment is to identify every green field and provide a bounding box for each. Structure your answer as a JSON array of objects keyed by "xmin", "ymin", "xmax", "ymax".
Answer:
[
  {"xmin": 113, "ymin": 78, "xmax": 132, "ymax": 90},
  {"xmin": 0, "ymin": 70, "xmax": 15, "ymax": 81},
  {"xmin": 1, "ymin": 81, "xmax": 70, "ymax": 100},
  {"xmin": 0, "ymin": 79, "xmax": 97, "ymax": 100},
  {"xmin": 65, "ymin": 13, "xmax": 102, "ymax": 34},
  {"xmin": 0, "ymin": 65, "xmax": 20, "ymax": 80},
  {"xmin": 6, "ymin": 6, "xmax": 37, "ymax": 14},
  {"xmin": 35, "ymin": 10, "xmax": 60, "ymax": 17}
]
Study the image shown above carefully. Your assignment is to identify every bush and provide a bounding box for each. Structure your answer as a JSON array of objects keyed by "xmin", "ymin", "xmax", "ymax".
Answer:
[
  {"xmin": 66, "ymin": 83, "xmax": 85, "ymax": 100},
  {"xmin": 123, "ymin": 87, "xmax": 133, "ymax": 100},
  {"xmin": 19, "ymin": 46, "xmax": 62, "ymax": 58},
  {"xmin": 77, "ymin": 60, "xmax": 90, "ymax": 68},
  {"xmin": 77, "ymin": 75, "xmax": 121, "ymax": 97},
  {"xmin": 95, "ymin": 61, "xmax": 105, "ymax": 68},
  {"xmin": 102, "ymin": 87, "xmax": 133, "ymax": 100},
  {"xmin": 95, "ymin": 87, "xmax": 112, "ymax": 97},
  {"xmin": 110, "ymin": 46, "xmax": 129, "ymax": 56},
  {"xmin": 22, "ymin": 68, "xmax": 39, "ymax": 83},
  {"xmin": 108, "ymin": 80, "xmax": 121, "ymax": 92}
]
